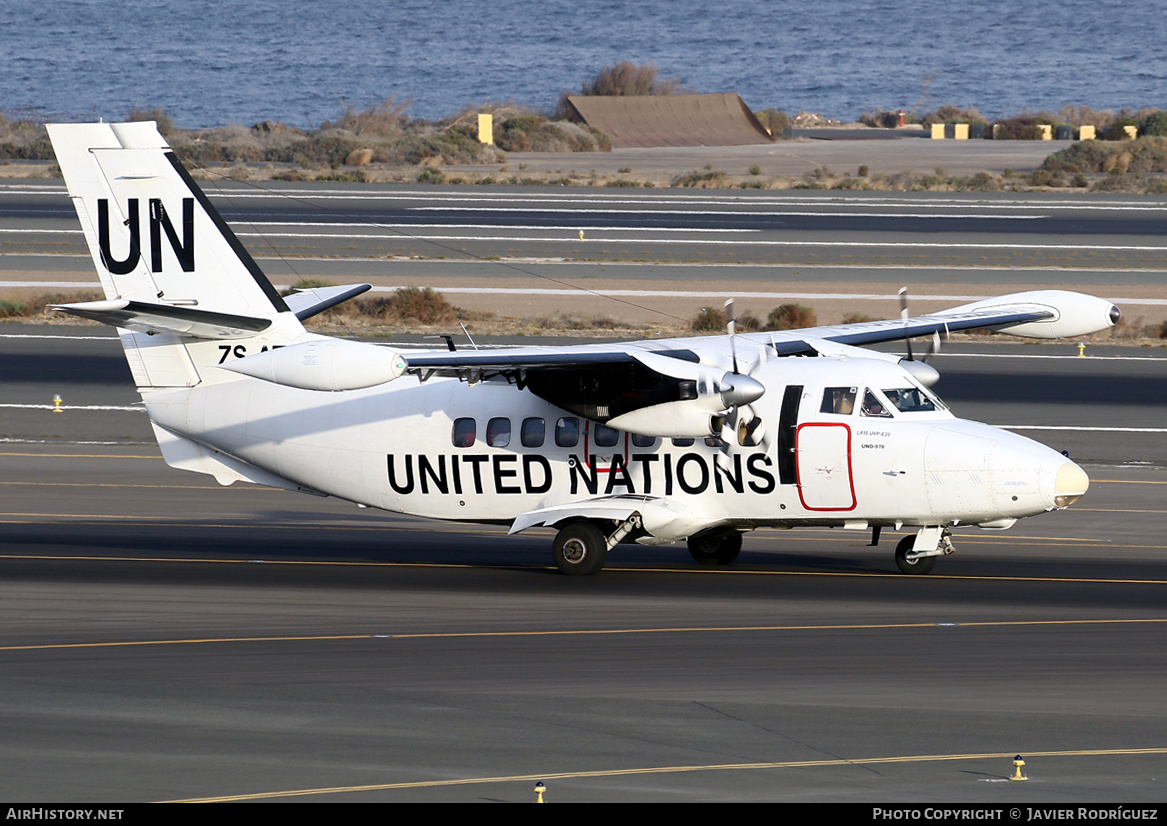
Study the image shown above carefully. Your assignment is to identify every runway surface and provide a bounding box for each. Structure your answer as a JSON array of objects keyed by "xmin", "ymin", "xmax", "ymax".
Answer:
[
  {"xmin": 3, "ymin": 183, "xmax": 1167, "ymax": 327},
  {"xmin": 2, "ymin": 181, "xmax": 1165, "ymax": 801},
  {"xmin": 0, "ymin": 327, "xmax": 1165, "ymax": 802}
]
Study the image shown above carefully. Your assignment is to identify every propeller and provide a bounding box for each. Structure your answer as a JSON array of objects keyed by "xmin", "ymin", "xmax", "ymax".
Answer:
[
  {"xmin": 897, "ymin": 286, "xmax": 943, "ymax": 386},
  {"xmin": 713, "ymin": 300, "xmax": 770, "ymax": 461}
]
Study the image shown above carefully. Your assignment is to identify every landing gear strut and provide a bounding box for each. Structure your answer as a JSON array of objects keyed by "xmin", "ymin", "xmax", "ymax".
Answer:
[{"xmin": 687, "ymin": 531, "xmax": 743, "ymax": 566}]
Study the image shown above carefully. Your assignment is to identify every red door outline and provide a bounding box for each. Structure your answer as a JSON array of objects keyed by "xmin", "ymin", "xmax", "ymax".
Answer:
[{"xmin": 795, "ymin": 422, "xmax": 857, "ymax": 511}]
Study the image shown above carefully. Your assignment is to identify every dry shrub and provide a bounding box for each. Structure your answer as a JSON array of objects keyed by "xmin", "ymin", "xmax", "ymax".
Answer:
[
  {"xmin": 364, "ymin": 287, "xmax": 456, "ymax": 325},
  {"xmin": 754, "ymin": 108, "xmax": 790, "ymax": 137},
  {"xmin": 579, "ymin": 61, "xmax": 685, "ymax": 96},
  {"xmin": 993, "ymin": 116, "xmax": 1044, "ymax": 140},
  {"xmin": 1043, "ymin": 136, "xmax": 1167, "ymax": 175},
  {"xmin": 673, "ymin": 169, "xmax": 728, "ymax": 188},
  {"xmin": 735, "ymin": 313, "xmax": 762, "ymax": 332},
  {"xmin": 0, "ymin": 291, "xmax": 103, "ymax": 321},
  {"xmin": 345, "ymin": 148, "xmax": 374, "ymax": 166},
  {"xmin": 0, "ymin": 114, "xmax": 53, "ymax": 160},
  {"xmin": 1058, "ymin": 105, "xmax": 1115, "ymax": 129},
  {"xmin": 323, "ymin": 97, "xmax": 411, "ymax": 137},
  {"xmin": 691, "ymin": 306, "xmax": 727, "ymax": 332},
  {"xmin": 921, "ymin": 104, "xmax": 986, "ymax": 126},
  {"xmin": 766, "ymin": 304, "xmax": 817, "ymax": 330},
  {"xmin": 841, "ymin": 312, "xmax": 876, "ymax": 324},
  {"xmin": 492, "ymin": 114, "xmax": 605, "ymax": 152}
]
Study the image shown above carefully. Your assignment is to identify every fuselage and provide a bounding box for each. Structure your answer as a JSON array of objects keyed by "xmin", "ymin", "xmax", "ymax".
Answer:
[{"xmin": 144, "ymin": 351, "xmax": 1087, "ymax": 537}]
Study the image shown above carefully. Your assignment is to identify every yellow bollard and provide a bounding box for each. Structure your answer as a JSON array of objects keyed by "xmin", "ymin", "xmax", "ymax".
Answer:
[
  {"xmin": 52, "ymin": 394, "xmax": 63, "ymax": 413},
  {"xmin": 1011, "ymin": 754, "xmax": 1028, "ymax": 781},
  {"xmin": 1078, "ymin": 342, "xmax": 1086, "ymax": 357},
  {"xmin": 534, "ymin": 781, "xmax": 546, "ymax": 802},
  {"xmin": 579, "ymin": 230, "xmax": 585, "ymax": 241},
  {"xmin": 478, "ymin": 113, "xmax": 494, "ymax": 145}
]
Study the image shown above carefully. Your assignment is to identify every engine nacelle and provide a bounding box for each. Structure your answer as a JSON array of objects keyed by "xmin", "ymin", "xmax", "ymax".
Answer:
[{"xmin": 946, "ymin": 290, "xmax": 1120, "ymax": 339}]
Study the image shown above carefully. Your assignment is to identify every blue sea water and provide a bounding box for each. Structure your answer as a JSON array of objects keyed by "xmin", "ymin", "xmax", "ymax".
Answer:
[{"xmin": 1, "ymin": 0, "xmax": 1163, "ymax": 128}]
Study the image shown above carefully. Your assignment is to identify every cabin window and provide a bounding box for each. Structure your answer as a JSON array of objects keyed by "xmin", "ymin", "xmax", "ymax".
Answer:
[
  {"xmin": 555, "ymin": 417, "xmax": 579, "ymax": 447},
  {"xmin": 632, "ymin": 433, "xmax": 656, "ymax": 448},
  {"xmin": 521, "ymin": 417, "xmax": 545, "ymax": 447},
  {"xmin": 452, "ymin": 418, "xmax": 476, "ymax": 447},
  {"xmin": 882, "ymin": 387, "xmax": 937, "ymax": 413},
  {"xmin": 487, "ymin": 417, "xmax": 511, "ymax": 447},
  {"xmin": 820, "ymin": 386, "xmax": 857, "ymax": 415},
  {"xmin": 672, "ymin": 437, "xmax": 695, "ymax": 447},
  {"xmin": 860, "ymin": 389, "xmax": 893, "ymax": 418},
  {"xmin": 594, "ymin": 423, "xmax": 620, "ymax": 448}
]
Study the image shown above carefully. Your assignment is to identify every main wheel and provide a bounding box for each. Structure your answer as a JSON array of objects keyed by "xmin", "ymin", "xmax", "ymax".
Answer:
[
  {"xmin": 552, "ymin": 522, "xmax": 608, "ymax": 576},
  {"xmin": 895, "ymin": 535, "xmax": 936, "ymax": 575},
  {"xmin": 687, "ymin": 531, "xmax": 743, "ymax": 566}
]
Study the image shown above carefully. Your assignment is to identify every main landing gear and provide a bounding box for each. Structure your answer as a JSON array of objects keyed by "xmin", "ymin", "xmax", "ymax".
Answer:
[
  {"xmin": 686, "ymin": 530, "xmax": 743, "ymax": 566},
  {"xmin": 551, "ymin": 515, "xmax": 642, "ymax": 576}
]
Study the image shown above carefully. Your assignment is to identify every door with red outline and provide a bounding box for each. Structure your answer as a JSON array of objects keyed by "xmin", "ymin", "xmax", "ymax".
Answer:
[{"xmin": 795, "ymin": 422, "xmax": 856, "ymax": 511}]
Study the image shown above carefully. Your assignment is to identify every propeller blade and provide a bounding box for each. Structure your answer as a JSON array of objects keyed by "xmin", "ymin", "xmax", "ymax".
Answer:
[
  {"xmin": 899, "ymin": 286, "xmax": 915, "ymax": 361},
  {"xmin": 724, "ymin": 298, "xmax": 739, "ymax": 374}
]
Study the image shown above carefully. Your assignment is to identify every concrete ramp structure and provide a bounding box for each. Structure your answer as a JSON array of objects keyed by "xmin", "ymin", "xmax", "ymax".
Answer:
[{"xmin": 564, "ymin": 93, "xmax": 773, "ymax": 148}]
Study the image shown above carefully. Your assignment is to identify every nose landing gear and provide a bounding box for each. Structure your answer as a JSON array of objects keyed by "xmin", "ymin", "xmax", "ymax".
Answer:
[{"xmin": 894, "ymin": 527, "xmax": 954, "ymax": 575}]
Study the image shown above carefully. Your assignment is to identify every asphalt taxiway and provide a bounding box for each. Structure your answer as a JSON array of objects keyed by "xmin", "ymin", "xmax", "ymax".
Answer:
[
  {"xmin": 0, "ymin": 328, "xmax": 1164, "ymax": 802},
  {"xmin": 1, "ymin": 181, "xmax": 1165, "ymax": 801}
]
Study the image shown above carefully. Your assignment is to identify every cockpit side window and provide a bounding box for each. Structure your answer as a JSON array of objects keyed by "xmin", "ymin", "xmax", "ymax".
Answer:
[
  {"xmin": 860, "ymin": 389, "xmax": 893, "ymax": 418},
  {"xmin": 820, "ymin": 386, "xmax": 857, "ymax": 415},
  {"xmin": 882, "ymin": 387, "xmax": 939, "ymax": 413}
]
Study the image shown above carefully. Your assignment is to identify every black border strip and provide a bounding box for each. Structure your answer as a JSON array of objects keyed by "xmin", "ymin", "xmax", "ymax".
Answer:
[{"xmin": 164, "ymin": 152, "xmax": 290, "ymax": 314}]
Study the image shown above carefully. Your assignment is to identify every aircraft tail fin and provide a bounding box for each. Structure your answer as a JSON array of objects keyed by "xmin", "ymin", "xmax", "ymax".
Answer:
[{"xmin": 46, "ymin": 121, "xmax": 306, "ymax": 389}]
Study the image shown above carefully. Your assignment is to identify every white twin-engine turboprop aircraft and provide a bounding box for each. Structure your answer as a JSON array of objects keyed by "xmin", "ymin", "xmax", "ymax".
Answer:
[{"xmin": 47, "ymin": 122, "xmax": 1119, "ymax": 575}]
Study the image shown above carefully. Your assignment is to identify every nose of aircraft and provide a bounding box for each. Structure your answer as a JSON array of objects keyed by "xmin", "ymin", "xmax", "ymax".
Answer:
[{"xmin": 1052, "ymin": 458, "xmax": 1089, "ymax": 509}]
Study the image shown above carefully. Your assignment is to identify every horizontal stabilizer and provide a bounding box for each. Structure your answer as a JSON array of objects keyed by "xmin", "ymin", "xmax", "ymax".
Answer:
[
  {"xmin": 283, "ymin": 284, "xmax": 372, "ymax": 320},
  {"xmin": 53, "ymin": 299, "xmax": 272, "ymax": 339}
]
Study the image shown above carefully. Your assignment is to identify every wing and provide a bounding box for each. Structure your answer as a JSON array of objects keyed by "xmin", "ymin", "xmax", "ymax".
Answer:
[
  {"xmin": 394, "ymin": 289, "xmax": 1117, "ymax": 438},
  {"xmin": 403, "ymin": 289, "xmax": 1118, "ymax": 377}
]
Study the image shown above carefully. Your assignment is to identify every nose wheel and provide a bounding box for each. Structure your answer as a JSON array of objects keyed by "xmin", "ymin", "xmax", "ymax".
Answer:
[{"xmin": 894, "ymin": 535, "xmax": 937, "ymax": 575}]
